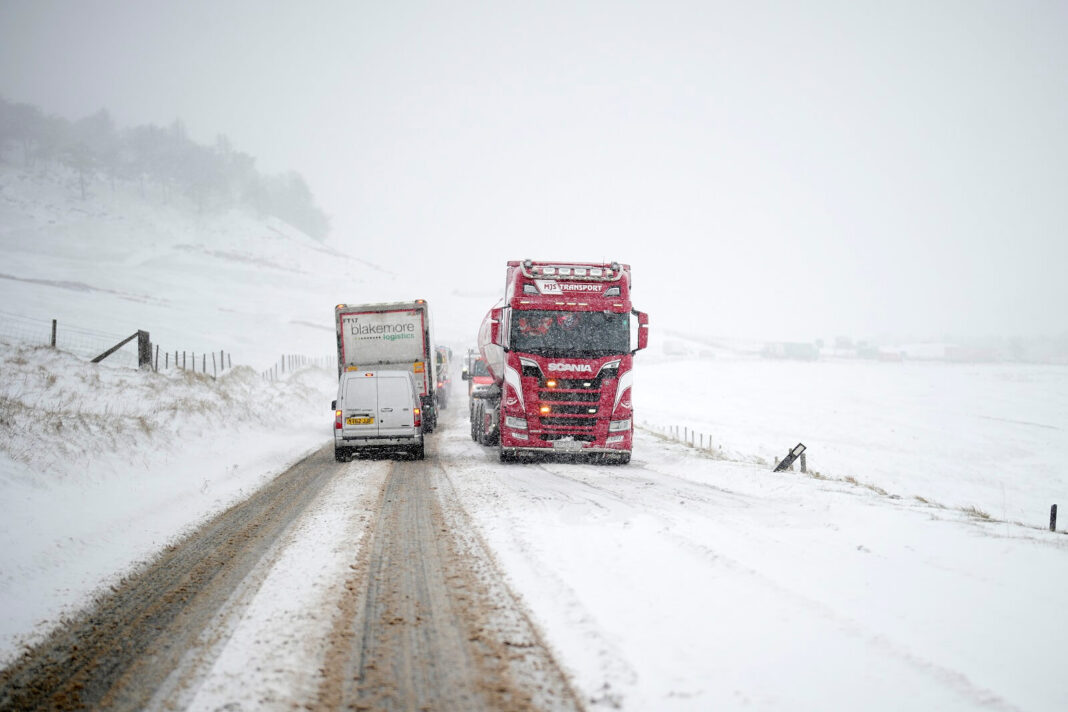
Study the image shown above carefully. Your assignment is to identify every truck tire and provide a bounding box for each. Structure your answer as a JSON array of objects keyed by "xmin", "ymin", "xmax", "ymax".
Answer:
[
  {"xmin": 474, "ymin": 402, "xmax": 485, "ymax": 444},
  {"xmin": 499, "ymin": 445, "xmax": 516, "ymax": 463},
  {"xmin": 470, "ymin": 409, "xmax": 478, "ymax": 441},
  {"xmin": 484, "ymin": 410, "xmax": 499, "ymax": 446}
]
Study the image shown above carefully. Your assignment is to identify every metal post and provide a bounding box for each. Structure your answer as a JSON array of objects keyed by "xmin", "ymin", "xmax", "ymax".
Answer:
[
  {"xmin": 228, "ymin": 353, "xmax": 232, "ymax": 369},
  {"xmin": 51, "ymin": 319, "xmax": 57, "ymax": 347},
  {"xmin": 154, "ymin": 344, "xmax": 159, "ymax": 371},
  {"xmin": 212, "ymin": 352, "xmax": 217, "ymax": 379},
  {"xmin": 202, "ymin": 353, "xmax": 206, "ymax": 373},
  {"xmin": 1052, "ymin": 504, "xmax": 1058, "ymax": 532}
]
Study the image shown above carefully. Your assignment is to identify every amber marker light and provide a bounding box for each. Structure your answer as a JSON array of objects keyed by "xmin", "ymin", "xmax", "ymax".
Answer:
[
  {"xmin": 540, "ymin": 405, "xmax": 551, "ymax": 414},
  {"xmin": 546, "ymin": 379, "xmax": 558, "ymax": 388}
]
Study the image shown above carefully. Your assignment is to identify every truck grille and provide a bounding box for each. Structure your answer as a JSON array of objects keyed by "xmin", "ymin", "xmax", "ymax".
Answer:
[
  {"xmin": 540, "ymin": 415, "xmax": 597, "ymax": 425},
  {"xmin": 539, "ymin": 390, "xmax": 599, "ymax": 403},
  {"xmin": 544, "ymin": 376, "xmax": 603, "ymax": 389},
  {"xmin": 544, "ymin": 404, "xmax": 599, "ymax": 415},
  {"xmin": 537, "ymin": 376, "xmax": 605, "ymax": 436}
]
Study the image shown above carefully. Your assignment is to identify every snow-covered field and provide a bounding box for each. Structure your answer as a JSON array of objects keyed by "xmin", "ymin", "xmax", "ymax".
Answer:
[
  {"xmin": 2, "ymin": 167, "xmax": 1067, "ymax": 709},
  {"xmin": 638, "ymin": 354, "xmax": 1068, "ymax": 529}
]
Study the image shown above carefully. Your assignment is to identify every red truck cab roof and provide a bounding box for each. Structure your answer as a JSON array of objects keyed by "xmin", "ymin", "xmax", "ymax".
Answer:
[{"xmin": 505, "ymin": 260, "xmax": 632, "ymax": 312}]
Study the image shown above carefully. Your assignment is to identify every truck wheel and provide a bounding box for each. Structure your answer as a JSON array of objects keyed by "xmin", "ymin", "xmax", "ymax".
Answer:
[
  {"xmin": 485, "ymin": 411, "xmax": 499, "ymax": 446},
  {"xmin": 499, "ymin": 446, "xmax": 516, "ymax": 463},
  {"xmin": 474, "ymin": 402, "xmax": 485, "ymax": 444},
  {"xmin": 470, "ymin": 408, "xmax": 478, "ymax": 441}
]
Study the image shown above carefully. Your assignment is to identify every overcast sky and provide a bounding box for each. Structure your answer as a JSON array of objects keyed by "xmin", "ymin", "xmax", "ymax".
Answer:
[{"xmin": 2, "ymin": 0, "xmax": 1066, "ymax": 342}]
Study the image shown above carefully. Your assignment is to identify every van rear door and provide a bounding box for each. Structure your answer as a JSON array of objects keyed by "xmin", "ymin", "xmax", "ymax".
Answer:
[
  {"xmin": 341, "ymin": 374, "xmax": 378, "ymax": 436},
  {"xmin": 377, "ymin": 374, "xmax": 416, "ymax": 437}
]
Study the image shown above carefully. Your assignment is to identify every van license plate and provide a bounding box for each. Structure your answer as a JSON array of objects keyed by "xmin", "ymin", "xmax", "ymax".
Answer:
[{"xmin": 347, "ymin": 417, "xmax": 374, "ymax": 425}]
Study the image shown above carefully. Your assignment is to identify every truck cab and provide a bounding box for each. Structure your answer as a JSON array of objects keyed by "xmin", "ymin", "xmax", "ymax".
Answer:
[{"xmin": 474, "ymin": 260, "xmax": 649, "ymax": 464}]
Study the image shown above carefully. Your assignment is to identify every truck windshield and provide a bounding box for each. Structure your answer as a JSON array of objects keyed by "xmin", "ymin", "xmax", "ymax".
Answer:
[{"xmin": 510, "ymin": 310, "xmax": 630, "ymax": 357}]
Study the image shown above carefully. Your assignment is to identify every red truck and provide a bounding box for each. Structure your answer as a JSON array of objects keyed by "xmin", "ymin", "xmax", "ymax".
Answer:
[{"xmin": 472, "ymin": 260, "xmax": 649, "ymax": 463}]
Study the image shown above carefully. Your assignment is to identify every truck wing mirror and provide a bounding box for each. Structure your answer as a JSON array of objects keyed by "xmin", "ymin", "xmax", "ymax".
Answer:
[
  {"xmin": 461, "ymin": 370, "xmax": 470, "ymax": 381},
  {"xmin": 634, "ymin": 311, "xmax": 649, "ymax": 353},
  {"xmin": 489, "ymin": 307, "xmax": 503, "ymax": 346}
]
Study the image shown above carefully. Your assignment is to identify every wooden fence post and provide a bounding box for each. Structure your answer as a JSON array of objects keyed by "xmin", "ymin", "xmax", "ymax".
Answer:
[
  {"xmin": 202, "ymin": 353, "xmax": 206, "ymax": 373},
  {"xmin": 212, "ymin": 352, "xmax": 217, "ymax": 379},
  {"xmin": 51, "ymin": 319, "xmax": 57, "ymax": 347}
]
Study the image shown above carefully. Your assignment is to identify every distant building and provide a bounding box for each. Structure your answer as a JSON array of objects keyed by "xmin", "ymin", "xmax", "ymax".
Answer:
[{"xmin": 761, "ymin": 342, "xmax": 819, "ymax": 361}]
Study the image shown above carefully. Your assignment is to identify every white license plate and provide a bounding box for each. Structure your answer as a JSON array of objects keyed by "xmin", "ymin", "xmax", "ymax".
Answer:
[{"xmin": 552, "ymin": 439, "xmax": 584, "ymax": 452}]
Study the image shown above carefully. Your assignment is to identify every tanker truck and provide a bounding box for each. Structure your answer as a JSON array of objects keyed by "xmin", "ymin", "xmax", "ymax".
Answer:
[{"xmin": 472, "ymin": 260, "xmax": 649, "ymax": 463}]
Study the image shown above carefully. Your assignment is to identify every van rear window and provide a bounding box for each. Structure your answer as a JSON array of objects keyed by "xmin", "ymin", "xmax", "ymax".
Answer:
[{"xmin": 344, "ymin": 377, "xmax": 376, "ymax": 406}]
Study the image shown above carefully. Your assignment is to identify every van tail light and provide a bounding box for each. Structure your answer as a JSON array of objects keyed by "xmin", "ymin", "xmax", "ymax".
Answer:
[
  {"xmin": 413, "ymin": 408, "xmax": 421, "ymax": 427},
  {"xmin": 335, "ymin": 410, "xmax": 342, "ymax": 430}
]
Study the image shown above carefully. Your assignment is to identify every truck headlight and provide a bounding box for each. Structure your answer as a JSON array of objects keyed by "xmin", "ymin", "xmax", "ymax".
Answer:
[
  {"xmin": 609, "ymin": 418, "xmax": 631, "ymax": 432},
  {"xmin": 505, "ymin": 416, "xmax": 528, "ymax": 430}
]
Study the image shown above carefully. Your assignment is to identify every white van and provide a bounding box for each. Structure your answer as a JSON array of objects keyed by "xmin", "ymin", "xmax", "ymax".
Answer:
[{"xmin": 333, "ymin": 370, "xmax": 425, "ymax": 461}]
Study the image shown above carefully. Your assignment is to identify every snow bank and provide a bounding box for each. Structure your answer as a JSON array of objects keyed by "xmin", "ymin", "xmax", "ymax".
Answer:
[{"xmin": 0, "ymin": 338, "xmax": 335, "ymax": 664}]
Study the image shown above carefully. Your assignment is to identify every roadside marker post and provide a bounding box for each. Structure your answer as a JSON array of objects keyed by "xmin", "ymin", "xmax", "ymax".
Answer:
[{"xmin": 774, "ymin": 443, "xmax": 807, "ymax": 473}]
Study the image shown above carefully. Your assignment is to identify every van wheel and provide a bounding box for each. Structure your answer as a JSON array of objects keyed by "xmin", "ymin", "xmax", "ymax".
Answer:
[
  {"xmin": 334, "ymin": 447, "xmax": 349, "ymax": 462},
  {"xmin": 413, "ymin": 443, "xmax": 425, "ymax": 460}
]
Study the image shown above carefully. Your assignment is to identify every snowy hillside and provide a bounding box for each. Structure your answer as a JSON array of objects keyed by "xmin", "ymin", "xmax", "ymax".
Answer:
[{"xmin": 0, "ymin": 163, "xmax": 491, "ymax": 365}]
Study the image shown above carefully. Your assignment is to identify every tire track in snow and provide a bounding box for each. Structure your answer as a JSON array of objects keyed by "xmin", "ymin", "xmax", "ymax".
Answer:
[
  {"xmin": 516, "ymin": 457, "xmax": 1023, "ymax": 712},
  {"xmin": 318, "ymin": 433, "xmax": 583, "ymax": 711}
]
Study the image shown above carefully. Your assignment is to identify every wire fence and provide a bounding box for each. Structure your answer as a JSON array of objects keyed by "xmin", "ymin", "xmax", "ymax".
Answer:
[
  {"xmin": 0, "ymin": 310, "xmax": 140, "ymax": 367},
  {"xmin": 0, "ymin": 311, "xmax": 330, "ymax": 380},
  {"xmin": 643, "ymin": 422, "xmax": 809, "ymax": 473},
  {"xmin": 261, "ymin": 354, "xmax": 334, "ymax": 381}
]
